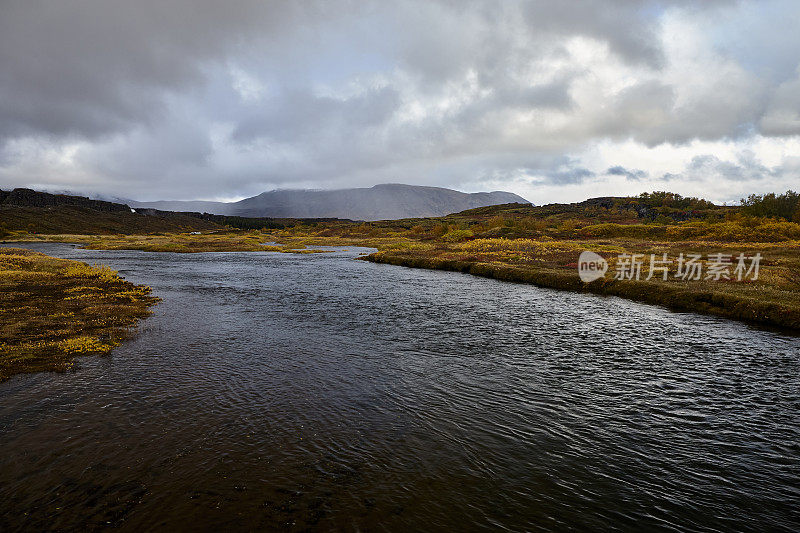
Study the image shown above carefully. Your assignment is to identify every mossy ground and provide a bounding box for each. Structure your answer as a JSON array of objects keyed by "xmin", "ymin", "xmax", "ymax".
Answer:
[{"xmin": 0, "ymin": 248, "xmax": 159, "ymax": 382}]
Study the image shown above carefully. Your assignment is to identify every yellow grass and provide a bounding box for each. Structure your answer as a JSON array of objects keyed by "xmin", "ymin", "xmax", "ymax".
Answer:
[{"xmin": 0, "ymin": 248, "xmax": 159, "ymax": 381}]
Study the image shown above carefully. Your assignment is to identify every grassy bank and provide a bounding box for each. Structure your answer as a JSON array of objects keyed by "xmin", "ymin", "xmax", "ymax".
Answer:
[
  {"xmin": 0, "ymin": 248, "xmax": 159, "ymax": 382},
  {"xmin": 5, "ymin": 193, "xmax": 800, "ymax": 332},
  {"xmin": 365, "ymin": 245, "xmax": 800, "ymax": 331},
  {"xmin": 3, "ymin": 232, "xmax": 329, "ymax": 254}
]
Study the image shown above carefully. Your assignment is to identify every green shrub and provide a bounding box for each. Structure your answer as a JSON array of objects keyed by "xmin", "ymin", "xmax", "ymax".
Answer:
[{"xmin": 741, "ymin": 191, "xmax": 800, "ymax": 220}]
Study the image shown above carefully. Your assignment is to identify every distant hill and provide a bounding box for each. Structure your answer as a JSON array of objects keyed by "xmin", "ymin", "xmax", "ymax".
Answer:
[
  {"xmin": 0, "ymin": 188, "xmax": 357, "ymax": 235},
  {"xmin": 1, "ymin": 188, "xmax": 132, "ymax": 213},
  {"xmin": 0, "ymin": 188, "xmax": 221, "ymax": 234},
  {"xmin": 438, "ymin": 194, "xmax": 729, "ymax": 226},
  {"xmin": 132, "ymin": 184, "xmax": 530, "ymax": 221}
]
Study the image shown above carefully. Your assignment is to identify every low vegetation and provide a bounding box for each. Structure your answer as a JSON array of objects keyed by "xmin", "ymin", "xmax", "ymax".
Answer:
[
  {"xmin": 3, "ymin": 190, "xmax": 799, "ymax": 358},
  {"xmin": 5, "ymin": 232, "xmax": 331, "ymax": 254},
  {"xmin": 0, "ymin": 248, "xmax": 158, "ymax": 381}
]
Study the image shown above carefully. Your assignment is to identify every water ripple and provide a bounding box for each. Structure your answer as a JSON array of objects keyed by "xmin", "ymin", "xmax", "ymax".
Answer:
[{"xmin": 0, "ymin": 243, "xmax": 798, "ymax": 531}]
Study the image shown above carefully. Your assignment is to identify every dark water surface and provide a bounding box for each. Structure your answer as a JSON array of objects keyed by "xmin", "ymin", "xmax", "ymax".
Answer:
[{"xmin": 1, "ymin": 243, "xmax": 799, "ymax": 532}]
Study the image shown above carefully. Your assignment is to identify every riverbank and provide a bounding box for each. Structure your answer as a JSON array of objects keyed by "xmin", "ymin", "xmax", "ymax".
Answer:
[
  {"xmin": 3, "ymin": 232, "xmax": 327, "ymax": 254},
  {"xmin": 257, "ymin": 200, "xmax": 800, "ymax": 331},
  {"xmin": 6, "ymin": 230, "xmax": 800, "ymax": 332},
  {"xmin": 0, "ymin": 248, "xmax": 158, "ymax": 382},
  {"xmin": 364, "ymin": 248, "xmax": 800, "ymax": 331},
  {"xmin": 258, "ymin": 231, "xmax": 800, "ymax": 331}
]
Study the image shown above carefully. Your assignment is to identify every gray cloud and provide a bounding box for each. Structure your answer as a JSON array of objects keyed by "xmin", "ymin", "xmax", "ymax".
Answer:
[
  {"xmin": 543, "ymin": 166, "xmax": 595, "ymax": 185},
  {"xmin": 759, "ymin": 70, "xmax": 800, "ymax": 136},
  {"xmin": 0, "ymin": 0, "xmax": 798, "ymax": 200},
  {"xmin": 661, "ymin": 152, "xmax": 785, "ymax": 182},
  {"xmin": 0, "ymin": 0, "xmax": 341, "ymax": 141},
  {"xmin": 231, "ymin": 87, "xmax": 402, "ymax": 144},
  {"xmin": 607, "ymin": 166, "xmax": 648, "ymax": 180}
]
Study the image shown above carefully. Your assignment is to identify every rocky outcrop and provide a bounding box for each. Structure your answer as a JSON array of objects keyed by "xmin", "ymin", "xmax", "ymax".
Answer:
[{"xmin": 0, "ymin": 188, "xmax": 131, "ymax": 212}]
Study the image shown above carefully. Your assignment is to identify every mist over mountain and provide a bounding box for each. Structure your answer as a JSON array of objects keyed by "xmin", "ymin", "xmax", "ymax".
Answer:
[{"xmin": 132, "ymin": 184, "xmax": 530, "ymax": 221}]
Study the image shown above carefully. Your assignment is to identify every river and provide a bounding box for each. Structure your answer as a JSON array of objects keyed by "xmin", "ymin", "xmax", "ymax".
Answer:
[{"xmin": 1, "ymin": 243, "xmax": 798, "ymax": 531}]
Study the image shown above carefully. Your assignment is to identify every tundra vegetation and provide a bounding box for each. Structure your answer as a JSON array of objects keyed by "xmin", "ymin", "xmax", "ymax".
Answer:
[
  {"xmin": 15, "ymin": 232, "xmax": 327, "ymax": 254},
  {"xmin": 0, "ymin": 248, "xmax": 158, "ymax": 381}
]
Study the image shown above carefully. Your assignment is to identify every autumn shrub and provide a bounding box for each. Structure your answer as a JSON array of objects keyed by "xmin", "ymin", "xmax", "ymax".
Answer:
[
  {"xmin": 442, "ymin": 228, "xmax": 474, "ymax": 242},
  {"xmin": 59, "ymin": 336, "xmax": 116, "ymax": 354},
  {"xmin": 578, "ymin": 223, "xmax": 666, "ymax": 239},
  {"xmin": 745, "ymin": 221, "xmax": 800, "ymax": 241},
  {"xmin": 64, "ymin": 262, "xmax": 120, "ymax": 282},
  {"xmin": 457, "ymin": 238, "xmax": 584, "ymax": 256},
  {"xmin": 667, "ymin": 220, "xmax": 800, "ymax": 242}
]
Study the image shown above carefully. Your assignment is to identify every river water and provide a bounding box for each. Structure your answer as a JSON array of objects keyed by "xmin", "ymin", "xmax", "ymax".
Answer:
[{"xmin": 1, "ymin": 243, "xmax": 798, "ymax": 531}]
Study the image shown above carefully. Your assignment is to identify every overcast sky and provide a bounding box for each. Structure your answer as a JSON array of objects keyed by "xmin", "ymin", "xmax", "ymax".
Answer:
[{"xmin": 1, "ymin": 0, "xmax": 798, "ymax": 203}]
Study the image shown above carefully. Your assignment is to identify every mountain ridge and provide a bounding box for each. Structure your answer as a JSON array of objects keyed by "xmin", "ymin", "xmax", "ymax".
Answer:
[{"xmin": 131, "ymin": 183, "xmax": 530, "ymax": 221}]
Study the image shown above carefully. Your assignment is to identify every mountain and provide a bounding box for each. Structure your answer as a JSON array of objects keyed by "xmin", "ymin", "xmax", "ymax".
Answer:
[
  {"xmin": 132, "ymin": 184, "xmax": 530, "ymax": 220},
  {"xmin": 128, "ymin": 199, "xmax": 231, "ymax": 214}
]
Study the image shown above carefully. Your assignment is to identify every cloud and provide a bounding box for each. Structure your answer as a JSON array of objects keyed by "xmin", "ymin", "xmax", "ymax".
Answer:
[
  {"xmin": 759, "ymin": 68, "xmax": 800, "ymax": 136},
  {"xmin": 607, "ymin": 166, "xmax": 648, "ymax": 181},
  {"xmin": 0, "ymin": 0, "xmax": 798, "ymax": 201},
  {"xmin": 661, "ymin": 152, "xmax": 784, "ymax": 182},
  {"xmin": 541, "ymin": 164, "xmax": 595, "ymax": 185}
]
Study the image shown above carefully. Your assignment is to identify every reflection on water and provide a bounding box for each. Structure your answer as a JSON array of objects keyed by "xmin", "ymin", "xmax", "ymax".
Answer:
[{"xmin": 1, "ymin": 243, "xmax": 799, "ymax": 531}]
